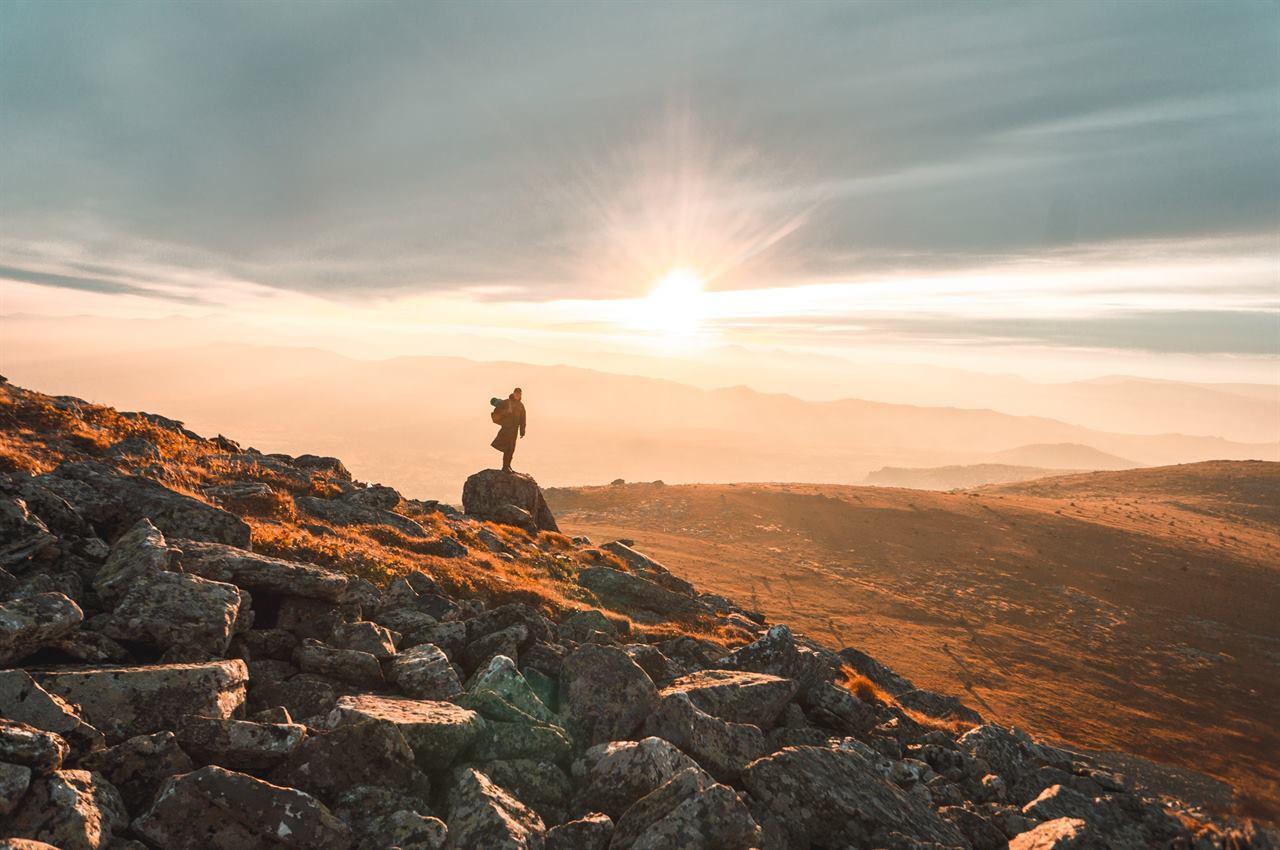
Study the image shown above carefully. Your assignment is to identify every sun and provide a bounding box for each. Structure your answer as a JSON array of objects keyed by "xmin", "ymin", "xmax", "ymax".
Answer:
[{"xmin": 632, "ymin": 267, "xmax": 707, "ymax": 337}]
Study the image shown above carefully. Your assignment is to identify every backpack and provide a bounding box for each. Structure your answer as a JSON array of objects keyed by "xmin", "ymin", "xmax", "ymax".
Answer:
[{"xmin": 490, "ymin": 397, "xmax": 506, "ymax": 424}]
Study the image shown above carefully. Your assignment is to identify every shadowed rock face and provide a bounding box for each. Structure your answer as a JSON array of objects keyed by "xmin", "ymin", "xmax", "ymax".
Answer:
[
  {"xmin": 0, "ymin": 381, "xmax": 1272, "ymax": 850},
  {"xmin": 463, "ymin": 470, "xmax": 560, "ymax": 533}
]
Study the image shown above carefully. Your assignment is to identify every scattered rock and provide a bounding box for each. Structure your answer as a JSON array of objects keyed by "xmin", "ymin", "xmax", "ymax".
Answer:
[
  {"xmin": 294, "ymin": 639, "xmax": 384, "ymax": 688},
  {"xmin": 78, "ymin": 731, "xmax": 194, "ymax": 813},
  {"xmin": 571, "ymin": 737, "xmax": 698, "ymax": 819},
  {"xmin": 0, "ymin": 718, "xmax": 68, "ymax": 774},
  {"xmin": 577, "ymin": 567, "xmax": 700, "ymax": 618},
  {"xmin": 609, "ymin": 766, "xmax": 760, "ymax": 850},
  {"xmin": 94, "ymin": 518, "xmax": 177, "ymax": 605},
  {"xmin": 247, "ymin": 673, "xmax": 338, "ymax": 720},
  {"xmin": 326, "ymin": 694, "xmax": 483, "ymax": 768},
  {"xmin": 270, "ymin": 719, "xmax": 430, "ymax": 805},
  {"xmin": 329, "ymin": 620, "xmax": 398, "ymax": 658},
  {"xmin": 176, "ymin": 715, "xmax": 306, "ymax": 770},
  {"xmin": 0, "ymin": 670, "xmax": 105, "ymax": 757},
  {"xmin": 103, "ymin": 571, "xmax": 245, "ymax": 660},
  {"xmin": 389, "ymin": 643, "xmax": 463, "ymax": 700},
  {"xmin": 445, "ymin": 767, "xmax": 546, "ymax": 849},
  {"xmin": 1008, "ymin": 817, "xmax": 1092, "ymax": 850},
  {"xmin": 600, "ymin": 542, "xmax": 696, "ymax": 596},
  {"xmin": 560, "ymin": 644, "xmax": 658, "ymax": 746},
  {"xmin": 546, "ymin": 812, "xmax": 613, "ymax": 850},
  {"xmin": 32, "ymin": 660, "xmax": 249, "ymax": 743},
  {"xmin": 134, "ymin": 765, "xmax": 353, "ymax": 850},
  {"xmin": 0, "ymin": 592, "xmax": 84, "ymax": 665},
  {"xmin": 659, "ymin": 669, "xmax": 797, "ymax": 728},
  {"xmin": 472, "ymin": 720, "xmax": 572, "ymax": 763},
  {"xmin": 7, "ymin": 768, "xmax": 128, "ymax": 850},
  {"xmin": 332, "ymin": 784, "xmax": 447, "ymax": 850},
  {"xmin": 0, "ymin": 760, "xmax": 32, "ymax": 815},
  {"xmin": 474, "ymin": 758, "xmax": 573, "ymax": 825},
  {"xmin": 177, "ymin": 540, "xmax": 354, "ymax": 602},
  {"xmin": 643, "ymin": 692, "xmax": 766, "ymax": 782}
]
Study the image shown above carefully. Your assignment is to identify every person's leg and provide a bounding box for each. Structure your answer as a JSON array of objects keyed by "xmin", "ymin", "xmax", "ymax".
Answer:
[{"xmin": 502, "ymin": 447, "xmax": 514, "ymax": 472}]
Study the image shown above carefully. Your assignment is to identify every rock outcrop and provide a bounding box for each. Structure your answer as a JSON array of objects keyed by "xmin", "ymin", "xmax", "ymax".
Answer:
[{"xmin": 0, "ymin": 380, "xmax": 1271, "ymax": 850}]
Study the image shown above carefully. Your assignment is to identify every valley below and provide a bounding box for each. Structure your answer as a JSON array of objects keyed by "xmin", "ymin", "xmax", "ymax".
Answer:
[{"xmin": 547, "ymin": 462, "xmax": 1280, "ymax": 820}]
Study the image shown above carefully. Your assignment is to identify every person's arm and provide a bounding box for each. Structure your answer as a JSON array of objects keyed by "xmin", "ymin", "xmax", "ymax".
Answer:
[{"xmin": 519, "ymin": 406, "xmax": 526, "ymax": 437}]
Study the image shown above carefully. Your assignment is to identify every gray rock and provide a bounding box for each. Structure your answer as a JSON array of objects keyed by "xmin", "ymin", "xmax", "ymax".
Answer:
[
  {"xmin": 49, "ymin": 630, "xmax": 130, "ymax": 664},
  {"xmin": 545, "ymin": 813, "xmax": 613, "ymax": 850},
  {"xmin": 297, "ymin": 494, "xmax": 430, "ymax": 538},
  {"xmin": 803, "ymin": 680, "xmax": 879, "ymax": 736},
  {"xmin": 247, "ymin": 673, "xmax": 338, "ymax": 720},
  {"xmin": 94, "ymin": 518, "xmax": 177, "ymax": 605},
  {"xmin": 250, "ymin": 705, "xmax": 294, "ymax": 724},
  {"xmin": 103, "ymin": 571, "xmax": 244, "ymax": 660},
  {"xmin": 570, "ymin": 737, "xmax": 698, "ymax": 820},
  {"xmin": 660, "ymin": 669, "xmax": 797, "ymax": 728},
  {"xmin": 0, "ymin": 591, "xmax": 84, "ymax": 665},
  {"xmin": 0, "ymin": 718, "xmax": 68, "ymax": 774},
  {"xmin": 389, "ymin": 643, "xmax": 463, "ymax": 700},
  {"xmin": 717, "ymin": 625, "xmax": 841, "ymax": 699},
  {"xmin": 78, "ymin": 731, "xmax": 194, "ymax": 813},
  {"xmin": 0, "ymin": 760, "xmax": 32, "ymax": 816},
  {"xmin": 176, "ymin": 540, "xmax": 354, "ymax": 602},
  {"xmin": 134, "ymin": 765, "xmax": 352, "ymax": 850},
  {"xmin": 473, "ymin": 758, "xmax": 572, "ymax": 825},
  {"xmin": 32, "ymin": 660, "xmax": 248, "ymax": 743},
  {"xmin": 7, "ymin": 768, "xmax": 128, "ymax": 850},
  {"xmin": 1008, "ymin": 817, "xmax": 1093, "ymax": 850},
  {"xmin": 0, "ymin": 496, "xmax": 57, "ymax": 568},
  {"xmin": 599, "ymin": 542, "xmax": 696, "ymax": 596},
  {"xmin": 33, "ymin": 461, "xmax": 250, "ymax": 546},
  {"xmin": 277, "ymin": 596, "xmax": 362, "ymax": 641},
  {"xmin": 329, "ymin": 620, "xmax": 398, "ymax": 659},
  {"xmin": 577, "ymin": 567, "xmax": 700, "ymax": 618},
  {"xmin": 327, "ymin": 694, "xmax": 484, "ymax": 768},
  {"xmin": 332, "ymin": 785, "xmax": 446, "ymax": 850},
  {"xmin": 176, "ymin": 715, "xmax": 306, "ymax": 770},
  {"xmin": 471, "ymin": 720, "xmax": 572, "ymax": 763},
  {"xmin": 560, "ymin": 644, "xmax": 657, "ymax": 746},
  {"xmin": 270, "ymin": 719, "xmax": 430, "ymax": 805},
  {"xmin": 463, "ymin": 655, "xmax": 557, "ymax": 725},
  {"xmin": 445, "ymin": 767, "xmax": 546, "ymax": 849},
  {"xmin": 234, "ymin": 628, "xmax": 300, "ymax": 660},
  {"xmin": 609, "ymin": 767, "xmax": 760, "ymax": 850},
  {"xmin": 377, "ymin": 607, "xmax": 441, "ymax": 639},
  {"xmin": 0, "ymin": 670, "xmax": 106, "ymax": 758},
  {"xmin": 740, "ymin": 745, "xmax": 966, "ymax": 848},
  {"xmin": 643, "ymin": 692, "xmax": 765, "ymax": 783},
  {"xmin": 294, "ymin": 639, "xmax": 384, "ymax": 688},
  {"xmin": 462, "ymin": 470, "xmax": 559, "ymax": 533}
]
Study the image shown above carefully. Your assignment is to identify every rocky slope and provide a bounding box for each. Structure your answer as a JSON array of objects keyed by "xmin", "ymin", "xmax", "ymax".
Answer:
[{"xmin": 0, "ymin": 378, "xmax": 1275, "ymax": 850}]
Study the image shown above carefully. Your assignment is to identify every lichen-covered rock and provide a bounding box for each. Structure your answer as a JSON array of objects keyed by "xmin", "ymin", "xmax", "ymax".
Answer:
[
  {"xmin": 462, "ymin": 470, "xmax": 559, "ymax": 533},
  {"xmin": 462, "ymin": 623, "xmax": 528, "ymax": 673},
  {"xmin": 471, "ymin": 720, "xmax": 572, "ymax": 763},
  {"xmin": 326, "ymin": 694, "xmax": 483, "ymax": 768},
  {"xmin": 176, "ymin": 539, "xmax": 356, "ymax": 602},
  {"xmin": 0, "ymin": 718, "xmax": 69, "ymax": 774},
  {"xmin": 271, "ymin": 719, "xmax": 431, "ymax": 804},
  {"xmin": 609, "ymin": 767, "xmax": 760, "ymax": 850},
  {"xmin": 577, "ymin": 567, "xmax": 700, "ymax": 618},
  {"xmin": 332, "ymin": 785, "xmax": 447, "ymax": 850},
  {"xmin": 247, "ymin": 673, "xmax": 338, "ymax": 720},
  {"xmin": 33, "ymin": 461, "xmax": 250, "ymax": 546},
  {"xmin": 1023, "ymin": 784, "xmax": 1097, "ymax": 823},
  {"xmin": 803, "ymin": 680, "xmax": 879, "ymax": 736},
  {"xmin": 545, "ymin": 813, "xmax": 613, "ymax": 850},
  {"xmin": 0, "ymin": 670, "xmax": 105, "ymax": 758},
  {"xmin": 32, "ymin": 660, "xmax": 248, "ymax": 743},
  {"xmin": 473, "ymin": 758, "xmax": 572, "ymax": 825},
  {"xmin": 445, "ymin": 767, "xmax": 546, "ymax": 849},
  {"xmin": 329, "ymin": 620, "xmax": 398, "ymax": 659},
  {"xmin": 0, "ymin": 760, "xmax": 33, "ymax": 815},
  {"xmin": 463, "ymin": 654, "xmax": 557, "ymax": 725},
  {"xmin": 643, "ymin": 692, "xmax": 765, "ymax": 782},
  {"xmin": 570, "ymin": 737, "xmax": 698, "ymax": 820},
  {"xmin": 560, "ymin": 644, "xmax": 657, "ymax": 746},
  {"xmin": 741, "ymin": 745, "xmax": 966, "ymax": 848},
  {"xmin": 717, "ymin": 625, "xmax": 840, "ymax": 698},
  {"xmin": 297, "ymin": 494, "xmax": 430, "ymax": 538},
  {"xmin": 0, "ymin": 592, "xmax": 83, "ymax": 665},
  {"xmin": 293, "ymin": 639, "xmax": 384, "ymax": 688},
  {"xmin": 176, "ymin": 715, "xmax": 306, "ymax": 770},
  {"xmin": 599, "ymin": 542, "xmax": 696, "ymax": 597},
  {"xmin": 103, "ymin": 571, "xmax": 244, "ymax": 660},
  {"xmin": 78, "ymin": 731, "xmax": 194, "ymax": 813},
  {"xmin": 93, "ymin": 518, "xmax": 177, "ymax": 605},
  {"xmin": 7, "ymin": 768, "xmax": 128, "ymax": 850},
  {"xmin": 388, "ymin": 643, "xmax": 463, "ymax": 700},
  {"xmin": 659, "ymin": 669, "xmax": 798, "ymax": 729},
  {"xmin": 133, "ymin": 765, "xmax": 352, "ymax": 850},
  {"xmin": 0, "ymin": 496, "xmax": 57, "ymax": 568}
]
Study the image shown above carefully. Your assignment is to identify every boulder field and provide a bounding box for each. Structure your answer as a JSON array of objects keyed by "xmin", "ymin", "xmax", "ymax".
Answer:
[{"xmin": 1, "ymin": 383, "xmax": 1275, "ymax": 849}]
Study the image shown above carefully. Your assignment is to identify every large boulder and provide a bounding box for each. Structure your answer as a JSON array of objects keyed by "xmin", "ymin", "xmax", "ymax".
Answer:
[
  {"xmin": 643, "ymin": 692, "xmax": 765, "ymax": 783},
  {"xmin": 388, "ymin": 643, "xmax": 463, "ymax": 700},
  {"xmin": 103, "ymin": 571, "xmax": 245, "ymax": 660},
  {"xmin": 32, "ymin": 660, "xmax": 249, "ymax": 743},
  {"xmin": 0, "ymin": 496, "xmax": 57, "ymax": 568},
  {"xmin": 577, "ymin": 568, "xmax": 700, "ymax": 618},
  {"xmin": 463, "ymin": 655, "xmax": 557, "ymax": 726},
  {"xmin": 7, "ymin": 768, "xmax": 128, "ymax": 850},
  {"xmin": 133, "ymin": 765, "xmax": 352, "ymax": 850},
  {"xmin": 176, "ymin": 540, "xmax": 355, "ymax": 602},
  {"xmin": 94, "ymin": 518, "xmax": 177, "ymax": 606},
  {"xmin": 78, "ymin": 732, "xmax": 194, "ymax": 812},
  {"xmin": 328, "ymin": 620, "xmax": 398, "ymax": 659},
  {"xmin": 717, "ymin": 625, "xmax": 842, "ymax": 698},
  {"xmin": 570, "ymin": 737, "xmax": 698, "ymax": 819},
  {"xmin": 473, "ymin": 758, "xmax": 573, "ymax": 825},
  {"xmin": 0, "ymin": 670, "xmax": 105, "ymax": 757},
  {"xmin": 0, "ymin": 592, "xmax": 83, "ymax": 665},
  {"xmin": 32, "ymin": 462, "xmax": 250, "ymax": 546},
  {"xmin": 0, "ymin": 718, "xmax": 69, "ymax": 774},
  {"xmin": 740, "ymin": 745, "xmax": 966, "ymax": 848},
  {"xmin": 659, "ymin": 669, "xmax": 797, "ymax": 728},
  {"xmin": 326, "ymin": 694, "xmax": 483, "ymax": 768},
  {"xmin": 445, "ymin": 767, "xmax": 546, "ymax": 849},
  {"xmin": 331, "ymin": 785, "xmax": 448, "ymax": 850},
  {"xmin": 270, "ymin": 720, "xmax": 430, "ymax": 805},
  {"xmin": 545, "ymin": 813, "xmax": 613, "ymax": 850},
  {"xmin": 293, "ymin": 639, "xmax": 384, "ymax": 688},
  {"xmin": 559, "ymin": 644, "xmax": 657, "ymax": 746},
  {"xmin": 599, "ymin": 542, "xmax": 696, "ymax": 596},
  {"xmin": 608, "ymin": 767, "xmax": 760, "ymax": 850},
  {"xmin": 175, "ymin": 715, "xmax": 306, "ymax": 770},
  {"xmin": 296, "ymin": 495, "xmax": 430, "ymax": 538},
  {"xmin": 462, "ymin": 470, "xmax": 559, "ymax": 533}
]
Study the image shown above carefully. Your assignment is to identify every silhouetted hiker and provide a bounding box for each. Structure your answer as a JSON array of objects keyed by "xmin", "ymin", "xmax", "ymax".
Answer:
[{"xmin": 490, "ymin": 387, "xmax": 526, "ymax": 473}]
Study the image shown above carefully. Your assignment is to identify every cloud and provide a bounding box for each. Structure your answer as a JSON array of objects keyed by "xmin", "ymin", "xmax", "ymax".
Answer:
[{"xmin": 0, "ymin": 264, "xmax": 208, "ymax": 305}]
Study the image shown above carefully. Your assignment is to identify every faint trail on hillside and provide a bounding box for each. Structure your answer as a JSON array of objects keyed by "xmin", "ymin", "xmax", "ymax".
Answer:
[{"xmin": 942, "ymin": 640, "xmax": 1001, "ymax": 720}]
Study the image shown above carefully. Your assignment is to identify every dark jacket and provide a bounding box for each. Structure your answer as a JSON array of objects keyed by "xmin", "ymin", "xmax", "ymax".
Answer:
[{"xmin": 490, "ymin": 398, "xmax": 526, "ymax": 452}]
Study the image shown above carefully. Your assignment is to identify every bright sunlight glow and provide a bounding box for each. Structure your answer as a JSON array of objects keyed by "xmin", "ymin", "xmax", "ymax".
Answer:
[{"xmin": 630, "ymin": 268, "xmax": 708, "ymax": 338}]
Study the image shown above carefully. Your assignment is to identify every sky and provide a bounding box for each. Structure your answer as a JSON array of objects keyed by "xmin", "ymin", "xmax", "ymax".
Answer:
[{"xmin": 2, "ymin": 1, "xmax": 1278, "ymax": 385}]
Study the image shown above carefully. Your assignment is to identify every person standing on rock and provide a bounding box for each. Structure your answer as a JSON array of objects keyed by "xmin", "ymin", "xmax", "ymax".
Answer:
[{"xmin": 490, "ymin": 387, "xmax": 526, "ymax": 473}]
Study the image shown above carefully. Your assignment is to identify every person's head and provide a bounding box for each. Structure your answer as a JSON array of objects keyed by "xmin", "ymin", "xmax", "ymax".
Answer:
[{"xmin": 512, "ymin": 387, "xmax": 522, "ymax": 401}]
